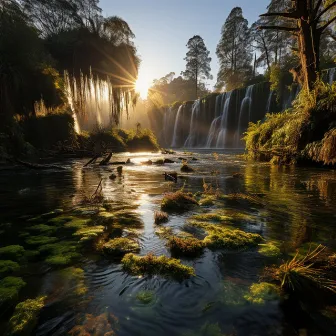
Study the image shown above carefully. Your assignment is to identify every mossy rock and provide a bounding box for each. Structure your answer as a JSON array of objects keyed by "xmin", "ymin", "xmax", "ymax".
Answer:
[
  {"xmin": 0, "ymin": 276, "xmax": 26, "ymax": 305},
  {"xmin": 64, "ymin": 218, "xmax": 91, "ymax": 231},
  {"xmin": 258, "ymin": 242, "xmax": 281, "ymax": 258},
  {"xmin": 28, "ymin": 224, "xmax": 57, "ymax": 235},
  {"xmin": 191, "ymin": 213, "xmax": 232, "ymax": 223},
  {"xmin": 102, "ymin": 238, "xmax": 140, "ymax": 256},
  {"xmin": 0, "ymin": 260, "xmax": 20, "ymax": 276},
  {"xmin": 45, "ymin": 252, "xmax": 81, "ymax": 266},
  {"xmin": 244, "ymin": 282, "xmax": 280, "ymax": 304},
  {"xmin": 0, "ymin": 245, "xmax": 25, "ymax": 261},
  {"xmin": 8, "ymin": 296, "xmax": 46, "ymax": 335},
  {"xmin": 113, "ymin": 211, "xmax": 144, "ymax": 228},
  {"xmin": 48, "ymin": 215, "xmax": 74, "ymax": 226},
  {"xmin": 167, "ymin": 236, "xmax": 204, "ymax": 257},
  {"xmin": 154, "ymin": 211, "xmax": 169, "ymax": 225},
  {"xmin": 136, "ymin": 290, "xmax": 155, "ymax": 304},
  {"xmin": 181, "ymin": 164, "xmax": 194, "ymax": 173},
  {"xmin": 25, "ymin": 236, "xmax": 58, "ymax": 246},
  {"xmin": 38, "ymin": 241, "xmax": 79, "ymax": 256},
  {"xmin": 121, "ymin": 253, "xmax": 195, "ymax": 280},
  {"xmin": 73, "ymin": 226, "xmax": 105, "ymax": 242},
  {"xmin": 161, "ymin": 191, "xmax": 198, "ymax": 213}
]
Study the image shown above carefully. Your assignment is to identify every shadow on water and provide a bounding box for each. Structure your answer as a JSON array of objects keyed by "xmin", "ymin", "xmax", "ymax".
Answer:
[{"xmin": 0, "ymin": 150, "xmax": 336, "ymax": 335}]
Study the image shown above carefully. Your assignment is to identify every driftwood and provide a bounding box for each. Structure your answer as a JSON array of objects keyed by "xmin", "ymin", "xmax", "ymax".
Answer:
[
  {"xmin": 99, "ymin": 153, "xmax": 113, "ymax": 166},
  {"xmin": 14, "ymin": 158, "xmax": 67, "ymax": 170},
  {"xmin": 83, "ymin": 155, "xmax": 100, "ymax": 167}
]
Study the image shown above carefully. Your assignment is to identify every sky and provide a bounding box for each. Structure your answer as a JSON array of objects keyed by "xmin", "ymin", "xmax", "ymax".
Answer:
[{"xmin": 100, "ymin": 0, "xmax": 270, "ymax": 90}]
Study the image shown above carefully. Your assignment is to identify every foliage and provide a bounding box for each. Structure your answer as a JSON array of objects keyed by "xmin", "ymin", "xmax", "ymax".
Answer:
[
  {"xmin": 121, "ymin": 253, "xmax": 195, "ymax": 279},
  {"xmin": 216, "ymin": 7, "xmax": 252, "ymax": 91},
  {"xmin": 244, "ymin": 282, "xmax": 280, "ymax": 304},
  {"xmin": 102, "ymin": 238, "xmax": 140, "ymax": 256},
  {"xmin": 182, "ymin": 35, "xmax": 212, "ymax": 99},
  {"xmin": 161, "ymin": 191, "xmax": 198, "ymax": 212},
  {"xmin": 154, "ymin": 211, "xmax": 169, "ymax": 224},
  {"xmin": 0, "ymin": 276, "xmax": 26, "ymax": 305},
  {"xmin": 125, "ymin": 128, "xmax": 160, "ymax": 152},
  {"xmin": 0, "ymin": 260, "xmax": 20, "ymax": 276},
  {"xmin": 167, "ymin": 236, "xmax": 204, "ymax": 257},
  {"xmin": 8, "ymin": 296, "xmax": 46, "ymax": 335},
  {"xmin": 0, "ymin": 245, "xmax": 25, "ymax": 261}
]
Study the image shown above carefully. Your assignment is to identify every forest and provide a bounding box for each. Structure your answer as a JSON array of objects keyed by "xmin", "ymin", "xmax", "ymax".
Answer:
[{"xmin": 0, "ymin": 1, "xmax": 336, "ymax": 336}]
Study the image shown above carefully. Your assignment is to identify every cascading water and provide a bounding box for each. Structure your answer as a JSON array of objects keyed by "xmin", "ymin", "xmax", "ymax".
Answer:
[
  {"xmin": 329, "ymin": 68, "xmax": 336, "ymax": 85},
  {"xmin": 266, "ymin": 91, "xmax": 273, "ymax": 113},
  {"xmin": 184, "ymin": 100, "xmax": 201, "ymax": 147},
  {"xmin": 171, "ymin": 105, "xmax": 184, "ymax": 147},
  {"xmin": 235, "ymin": 85, "xmax": 253, "ymax": 147},
  {"xmin": 216, "ymin": 92, "xmax": 232, "ymax": 148}
]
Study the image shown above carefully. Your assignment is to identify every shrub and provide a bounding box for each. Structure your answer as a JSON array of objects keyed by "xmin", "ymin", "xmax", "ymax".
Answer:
[
  {"xmin": 0, "ymin": 245, "xmax": 25, "ymax": 261},
  {"xmin": 154, "ymin": 211, "xmax": 169, "ymax": 224},
  {"xmin": 121, "ymin": 253, "xmax": 195, "ymax": 279},
  {"xmin": 102, "ymin": 238, "xmax": 140, "ymax": 256},
  {"xmin": 161, "ymin": 191, "xmax": 198, "ymax": 213},
  {"xmin": 8, "ymin": 296, "xmax": 46, "ymax": 335},
  {"xmin": 167, "ymin": 236, "xmax": 204, "ymax": 257}
]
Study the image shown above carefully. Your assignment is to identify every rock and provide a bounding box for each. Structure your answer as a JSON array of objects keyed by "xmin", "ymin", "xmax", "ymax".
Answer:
[
  {"xmin": 117, "ymin": 166, "xmax": 123, "ymax": 174},
  {"xmin": 109, "ymin": 173, "xmax": 117, "ymax": 180},
  {"xmin": 164, "ymin": 158, "xmax": 175, "ymax": 163}
]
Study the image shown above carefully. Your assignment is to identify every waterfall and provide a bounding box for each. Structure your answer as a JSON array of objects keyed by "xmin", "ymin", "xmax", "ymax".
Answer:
[
  {"xmin": 215, "ymin": 92, "xmax": 232, "ymax": 148},
  {"xmin": 329, "ymin": 68, "xmax": 336, "ymax": 85},
  {"xmin": 184, "ymin": 100, "xmax": 201, "ymax": 147},
  {"xmin": 235, "ymin": 85, "xmax": 254, "ymax": 147},
  {"xmin": 171, "ymin": 105, "xmax": 184, "ymax": 147},
  {"xmin": 266, "ymin": 91, "xmax": 273, "ymax": 113}
]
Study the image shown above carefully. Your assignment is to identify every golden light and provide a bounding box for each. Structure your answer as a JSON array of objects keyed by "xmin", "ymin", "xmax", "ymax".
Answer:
[{"xmin": 135, "ymin": 71, "xmax": 151, "ymax": 99}]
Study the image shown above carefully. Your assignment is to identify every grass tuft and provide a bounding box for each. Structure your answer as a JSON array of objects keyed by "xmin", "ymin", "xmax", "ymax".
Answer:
[
  {"xmin": 161, "ymin": 191, "xmax": 198, "ymax": 213},
  {"xmin": 154, "ymin": 211, "xmax": 169, "ymax": 224},
  {"xmin": 167, "ymin": 236, "xmax": 204, "ymax": 257}
]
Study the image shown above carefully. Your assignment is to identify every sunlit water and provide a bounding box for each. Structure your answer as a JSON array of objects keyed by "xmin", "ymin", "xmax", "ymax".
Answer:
[{"xmin": 1, "ymin": 151, "xmax": 336, "ymax": 336}]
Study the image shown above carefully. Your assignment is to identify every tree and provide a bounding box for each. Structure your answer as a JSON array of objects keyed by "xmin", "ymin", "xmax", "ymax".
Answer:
[
  {"xmin": 181, "ymin": 35, "xmax": 212, "ymax": 99},
  {"xmin": 216, "ymin": 7, "xmax": 252, "ymax": 91},
  {"xmin": 259, "ymin": 0, "xmax": 336, "ymax": 91}
]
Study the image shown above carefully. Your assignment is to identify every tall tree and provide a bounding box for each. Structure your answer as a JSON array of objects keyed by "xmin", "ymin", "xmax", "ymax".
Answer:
[
  {"xmin": 181, "ymin": 35, "xmax": 212, "ymax": 99},
  {"xmin": 259, "ymin": 0, "xmax": 336, "ymax": 91},
  {"xmin": 216, "ymin": 7, "xmax": 252, "ymax": 91}
]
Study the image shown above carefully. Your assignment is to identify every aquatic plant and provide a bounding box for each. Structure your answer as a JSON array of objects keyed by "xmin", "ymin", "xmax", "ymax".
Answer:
[
  {"xmin": 25, "ymin": 236, "xmax": 58, "ymax": 246},
  {"xmin": 48, "ymin": 215, "xmax": 74, "ymax": 226},
  {"xmin": 28, "ymin": 224, "xmax": 57, "ymax": 235},
  {"xmin": 0, "ymin": 277, "xmax": 26, "ymax": 305},
  {"xmin": 73, "ymin": 226, "xmax": 105, "ymax": 242},
  {"xmin": 0, "ymin": 260, "xmax": 20, "ymax": 276},
  {"xmin": 64, "ymin": 218, "xmax": 91, "ymax": 230},
  {"xmin": 167, "ymin": 236, "xmax": 204, "ymax": 257},
  {"xmin": 69, "ymin": 312, "xmax": 119, "ymax": 336},
  {"xmin": 113, "ymin": 211, "xmax": 144, "ymax": 228},
  {"xmin": 244, "ymin": 282, "xmax": 280, "ymax": 304},
  {"xmin": 191, "ymin": 213, "xmax": 232, "ymax": 223},
  {"xmin": 161, "ymin": 191, "xmax": 198, "ymax": 212},
  {"xmin": 59, "ymin": 267, "xmax": 88, "ymax": 296},
  {"xmin": 136, "ymin": 290, "xmax": 155, "ymax": 304},
  {"xmin": 45, "ymin": 252, "xmax": 81, "ymax": 266},
  {"xmin": 38, "ymin": 241, "xmax": 79, "ymax": 256},
  {"xmin": 154, "ymin": 211, "xmax": 169, "ymax": 224},
  {"xmin": 0, "ymin": 245, "xmax": 25, "ymax": 261},
  {"xmin": 7, "ymin": 296, "xmax": 46, "ymax": 335},
  {"xmin": 258, "ymin": 242, "xmax": 281, "ymax": 258},
  {"xmin": 273, "ymin": 245, "xmax": 336, "ymax": 294},
  {"xmin": 221, "ymin": 193, "xmax": 265, "ymax": 206},
  {"xmin": 102, "ymin": 238, "xmax": 140, "ymax": 256},
  {"xmin": 221, "ymin": 279, "xmax": 248, "ymax": 306},
  {"xmin": 155, "ymin": 227, "xmax": 173, "ymax": 239},
  {"xmin": 121, "ymin": 253, "xmax": 195, "ymax": 279}
]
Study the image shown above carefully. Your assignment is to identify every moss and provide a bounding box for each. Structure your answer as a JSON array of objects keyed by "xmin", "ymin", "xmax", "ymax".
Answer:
[
  {"xmin": 48, "ymin": 215, "xmax": 74, "ymax": 226},
  {"xmin": 204, "ymin": 227, "xmax": 262, "ymax": 250},
  {"xmin": 244, "ymin": 282, "xmax": 280, "ymax": 304},
  {"xmin": 0, "ymin": 260, "xmax": 20, "ymax": 276},
  {"xmin": 167, "ymin": 236, "xmax": 204, "ymax": 257},
  {"xmin": 8, "ymin": 296, "xmax": 46, "ymax": 335},
  {"xmin": 45, "ymin": 252, "xmax": 81, "ymax": 266},
  {"xmin": 59, "ymin": 267, "xmax": 87, "ymax": 296},
  {"xmin": 191, "ymin": 213, "xmax": 232, "ymax": 223},
  {"xmin": 199, "ymin": 196, "xmax": 216, "ymax": 207},
  {"xmin": 38, "ymin": 241, "xmax": 78, "ymax": 256},
  {"xmin": 136, "ymin": 290, "xmax": 155, "ymax": 304},
  {"xmin": 113, "ymin": 211, "xmax": 144, "ymax": 228},
  {"xmin": 102, "ymin": 238, "xmax": 140, "ymax": 256},
  {"xmin": 121, "ymin": 253, "xmax": 195, "ymax": 280},
  {"xmin": 154, "ymin": 211, "xmax": 169, "ymax": 224},
  {"xmin": 64, "ymin": 218, "xmax": 91, "ymax": 230},
  {"xmin": 155, "ymin": 227, "xmax": 173, "ymax": 239},
  {"xmin": 24, "ymin": 250, "xmax": 40, "ymax": 261},
  {"xmin": 73, "ymin": 226, "xmax": 105, "ymax": 242},
  {"xmin": 25, "ymin": 236, "xmax": 58, "ymax": 246},
  {"xmin": 28, "ymin": 224, "xmax": 57, "ymax": 235},
  {"xmin": 259, "ymin": 242, "xmax": 281, "ymax": 258},
  {"xmin": 0, "ymin": 277, "xmax": 26, "ymax": 305},
  {"xmin": 221, "ymin": 280, "xmax": 247, "ymax": 306},
  {"xmin": 161, "ymin": 191, "xmax": 198, "ymax": 213},
  {"xmin": 28, "ymin": 209, "xmax": 63, "ymax": 222},
  {"xmin": 0, "ymin": 245, "xmax": 25, "ymax": 261}
]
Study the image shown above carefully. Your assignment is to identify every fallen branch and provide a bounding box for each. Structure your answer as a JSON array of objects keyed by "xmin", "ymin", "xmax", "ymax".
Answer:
[{"xmin": 14, "ymin": 158, "xmax": 67, "ymax": 170}]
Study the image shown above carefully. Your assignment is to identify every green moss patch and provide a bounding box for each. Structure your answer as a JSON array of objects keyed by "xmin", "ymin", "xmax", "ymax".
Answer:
[
  {"xmin": 161, "ymin": 191, "xmax": 198, "ymax": 213},
  {"xmin": 0, "ymin": 260, "xmax": 20, "ymax": 276},
  {"xmin": 102, "ymin": 238, "xmax": 140, "ymax": 256},
  {"xmin": 28, "ymin": 209, "xmax": 63, "ymax": 222},
  {"xmin": 258, "ymin": 242, "xmax": 281, "ymax": 258},
  {"xmin": 0, "ymin": 277, "xmax": 26, "ymax": 305},
  {"xmin": 167, "ymin": 236, "xmax": 204, "ymax": 257},
  {"xmin": 121, "ymin": 253, "xmax": 195, "ymax": 280},
  {"xmin": 45, "ymin": 253, "xmax": 81, "ymax": 266},
  {"xmin": 113, "ymin": 211, "xmax": 144, "ymax": 228},
  {"xmin": 73, "ymin": 226, "xmax": 105, "ymax": 242},
  {"xmin": 244, "ymin": 282, "xmax": 280, "ymax": 304},
  {"xmin": 59, "ymin": 267, "xmax": 87, "ymax": 296},
  {"xmin": 155, "ymin": 227, "xmax": 173, "ymax": 239},
  {"xmin": 64, "ymin": 218, "xmax": 91, "ymax": 230},
  {"xmin": 136, "ymin": 290, "xmax": 155, "ymax": 304},
  {"xmin": 28, "ymin": 224, "xmax": 57, "ymax": 235},
  {"xmin": 48, "ymin": 215, "xmax": 74, "ymax": 226},
  {"xmin": 0, "ymin": 245, "xmax": 25, "ymax": 261},
  {"xmin": 8, "ymin": 296, "xmax": 46, "ymax": 335},
  {"xmin": 199, "ymin": 196, "xmax": 216, "ymax": 207},
  {"xmin": 25, "ymin": 236, "xmax": 58, "ymax": 246}
]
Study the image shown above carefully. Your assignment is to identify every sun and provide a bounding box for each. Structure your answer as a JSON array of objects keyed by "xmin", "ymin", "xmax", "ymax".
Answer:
[{"xmin": 135, "ymin": 72, "xmax": 151, "ymax": 99}]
